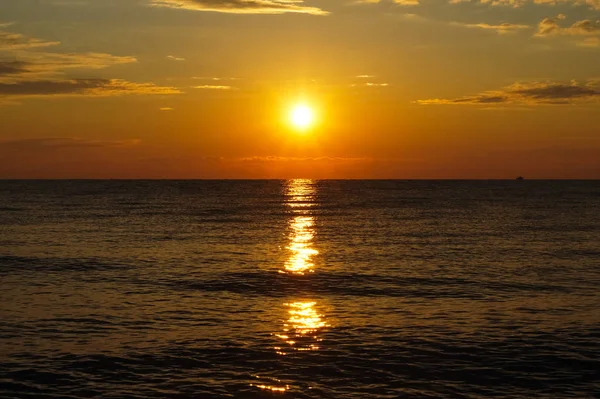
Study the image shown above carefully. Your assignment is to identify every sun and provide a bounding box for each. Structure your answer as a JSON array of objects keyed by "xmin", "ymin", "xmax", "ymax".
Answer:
[{"xmin": 289, "ymin": 104, "xmax": 314, "ymax": 130}]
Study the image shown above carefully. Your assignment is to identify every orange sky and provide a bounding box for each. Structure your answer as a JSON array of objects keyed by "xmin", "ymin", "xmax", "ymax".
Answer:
[{"xmin": 1, "ymin": 0, "xmax": 599, "ymax": 178}]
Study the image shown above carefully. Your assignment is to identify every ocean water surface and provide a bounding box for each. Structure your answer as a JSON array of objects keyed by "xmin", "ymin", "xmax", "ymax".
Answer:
[{"xmin": 1, "ymin": 180, "xmax": 599, "ymax": 398}]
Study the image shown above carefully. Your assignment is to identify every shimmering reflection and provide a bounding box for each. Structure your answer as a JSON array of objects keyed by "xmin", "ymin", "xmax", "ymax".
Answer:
[
  {"xmin": 251, "ymin": 384, "xmax": 289, "ymax": 393},
  {"xmin": 252, "ymin": 180, "xmax": 328, "ymax": 393},
  {"xmin": 274, "ymin": 301, "xmax": 328, "ymax": 355},
  {"xmin": 282, "ymin": 179, "xmax": 318, "ymax": 275},
  {"xmin": 250, "ymin": 374, "xmax": 290, "ymax": 393}
]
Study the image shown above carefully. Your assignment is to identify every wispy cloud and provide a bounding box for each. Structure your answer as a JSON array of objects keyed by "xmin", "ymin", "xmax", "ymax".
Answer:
[
  {"xmin": 0, "ymin": 28, "xmax": 181, "ymax": 103},
  {"xmin": 352, "ymin": 74, "xmax": 389, "ymax": 88},
  {"xmin": 192, "ymin": 85, "xmax": 234, "ymax": 90},
  {"xmin": 354, "ymin": 0, "xmax": 419, "ymax": 6},
  {"xmin": 352, "ymin": 82, "xmax": 390, "ymax": 87},
  {"xmin": 0, "ymin": 30, "xmax": 61, "ymax": 51},
  {"xmin": 416, "ymin": 80, "xmax": 600, "ymax": 106},
  {"xmin": 192, "ymin": 76, "xmax": 238, "ymax": 80},
  {"xmin": 30, "ymin": 52, "xmax": 137, "ymax": 70},
  {"xmin": 0, "ymin": 28, "xmax": 138, "ymax": 82},
  {"xmin": 0, "ymin": 79, "xmax": 181, "ymax": 98},
  {"xmin": 449, "ymin": 0, "xmax": 600, "ymax": 10},
  {"xmin": 534, "ymin": 0, "xmax": 600, "ymax": 9},
  {"xmin": 0, "ymin": 61, "xmax": 29, "ymax": 77},
  {"xmin": 535, "ymin": 15, "xmax": 600, "ymax": 46},
  {"xmin": 536, "ymin": 15, "xmax": 600, "ymax": 36},
  {"xmin": 167, "ymin": 55, "xmax": 185, "ymax": 61},
  {"xmin": 238, "ymin": 156, "xmax": 373, "ymax": 163},
  {"xmin": 578, "ymin": 37, "xmax": 600, "ymax": 46},
  {"xmin": 0, "ymin": 54, "xmax": 138, "ymax": 83},
  {"xmin": 452, "ymin": 22, "xmax": 530, "ymax": 34},
  {"xmin": 0, "ymin": 137, "xmax": 142, "ymax": 151},
  {"xmin": 160, "ymin": 107, "xmax": 175, "ymax": 111},
  {"xmin": 149, "ymin": 0, "xmax": 329, "ymax": 15}
]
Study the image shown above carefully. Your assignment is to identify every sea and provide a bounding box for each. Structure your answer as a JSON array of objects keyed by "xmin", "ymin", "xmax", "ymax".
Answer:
[{"xmin": 0, "ymin": 180, "xmax": 599, "ymax": 399}]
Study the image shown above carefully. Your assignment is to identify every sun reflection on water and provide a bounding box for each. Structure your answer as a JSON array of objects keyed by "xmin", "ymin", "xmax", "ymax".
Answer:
[
  {"xmin": 282, "ymin": 179, "xmax": 318, "ymax": 275},
  {"xmin": 251, "ymin": 383, "xmax": 289, "ymax": 393},
  {"xmin": 274, "ymin": 301, "xmax": 328, "ymax": 355},
  {"xmin": 252, "ymin": 180, "xmax": 329, "ymax": 393}
]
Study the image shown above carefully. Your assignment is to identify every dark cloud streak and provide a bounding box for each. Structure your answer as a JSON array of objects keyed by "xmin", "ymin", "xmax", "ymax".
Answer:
[
  {"xmin": 513, "ymin": 84, "xmax": 599, "ymax": 99},
  {"xmin": 417, "ymin": 81, "xmax": 600, "ymax": 106},
  {"xmin": 0, "ymin": 137, "xmax": 142, "ymax": 151},
  {"xmin": 0, "ymin": 78, "xmax": 181, "ymax": 100},
  {"xmin": 0, "ymin": 78, "xmax": 107, "ymax": 95},
  {"xmin": 0, "ymin": 61, "xmax": 29, "ymax": 76}
]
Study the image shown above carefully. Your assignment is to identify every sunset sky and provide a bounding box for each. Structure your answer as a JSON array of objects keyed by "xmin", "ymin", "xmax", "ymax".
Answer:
[{"xmin": 1, "ymin": 0, "xmax": 599, "ymax": 178}]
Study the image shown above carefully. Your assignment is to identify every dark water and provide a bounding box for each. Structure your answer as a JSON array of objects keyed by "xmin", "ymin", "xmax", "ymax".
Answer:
[{"xmin": 1, "ymin": 180, "xmax": 599, "ymax": 398}]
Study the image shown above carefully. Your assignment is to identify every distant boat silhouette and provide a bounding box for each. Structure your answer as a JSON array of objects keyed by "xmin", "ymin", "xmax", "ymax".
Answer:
[{"xmin": 516, "ymin": 176, "xmax": 524, "ymax": 180}]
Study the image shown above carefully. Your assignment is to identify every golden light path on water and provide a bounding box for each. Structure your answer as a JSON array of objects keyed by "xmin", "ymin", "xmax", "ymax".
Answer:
[
  {"xmin": 282, "ymin": 179, "xmax": 318, "ymax": 275},
  {"xmin": 253, "ymin": 180, "xmax": 329, "ymax": 394},
  {"xmin": 274, "ymin": 301, "xmax": 328, "ymax": 355}
]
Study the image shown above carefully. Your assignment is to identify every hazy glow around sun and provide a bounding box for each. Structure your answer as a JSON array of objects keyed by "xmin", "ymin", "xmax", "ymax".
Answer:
[{"xmin": 290, "ymin": 104, "xmax": 314, "ymax": 130}]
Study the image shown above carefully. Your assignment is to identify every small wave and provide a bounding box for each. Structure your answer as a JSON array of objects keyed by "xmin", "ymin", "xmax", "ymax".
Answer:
[
  {"xmin": 2, "ymin": 328, "xmax": 598, "ymax": 398},
  {"xmin": 0, "ymin": 206, "xmax": 26, "ymax": 212},
  {"xmin": 162, "ymin": 270, "xmax": 570, "ymax": 300},
  {"xmin": 0, "ymin": 255, "xmax": 131, "ymax": 274}
]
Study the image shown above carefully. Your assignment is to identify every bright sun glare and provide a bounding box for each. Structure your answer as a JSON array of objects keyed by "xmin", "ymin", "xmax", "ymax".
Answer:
[{"xmin": 290, "ymin": 104, "xmax": 314, "ymax": 130}]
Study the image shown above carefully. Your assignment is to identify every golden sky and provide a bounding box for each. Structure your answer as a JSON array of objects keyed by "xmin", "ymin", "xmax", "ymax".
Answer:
[{"xmin": 1, "ymin": 0, "xmax": 599, "ymax": 178}]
